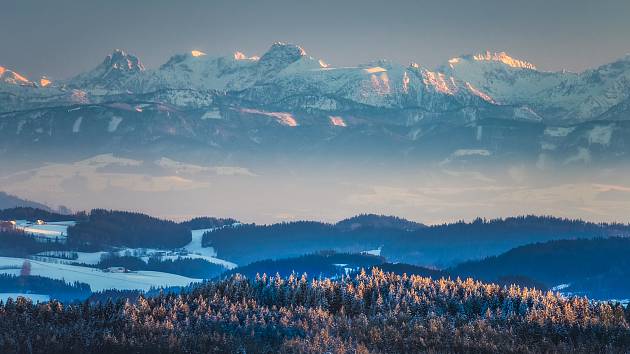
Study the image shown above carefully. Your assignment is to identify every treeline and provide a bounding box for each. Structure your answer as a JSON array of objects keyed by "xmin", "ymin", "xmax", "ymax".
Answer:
[
  {"xmin": 0, "ymin": 192, "xmax": 52, "ymax": 212},
  {"xmin": 204, "ymin": 215, "xmax": 630, "ymax": 266},
  {"xmin": 0, "ymin": 270, "xmax": 629, "ymax": 353},
  {"xmin": 1, "ymin": 207, "xmax": 237, "ymax": 251},
  {"xmin": 0, "ymin": 274, "xmax": 91, "ymax": 303},
  {"xmin": 68, "ymin": 209, "xmax": 191, "ymax": 250},
  {"xmin": 179, "ymin": 216, "xmax": 238, "ymax": 230},
  {"xmin": 225, "ymin": 251, "xmax": 386, "ymax": 279},
  {"xmin": 97, "ymin": 254, "xmax": 227, "ymax": 279},
  {"xmin": 335, "ymin": 213, "xmax": 426, "ymax": 231},
  {"xmin": 203, "ymin": 221, "xmax": 386, "ymax": 265},
  {"xmin": 0, "ymin": 230, "xmax": 65, "ymax": 257},
  {"xmin": 0, "ymin": 207, "xmax": 84, "ymax": 222}
]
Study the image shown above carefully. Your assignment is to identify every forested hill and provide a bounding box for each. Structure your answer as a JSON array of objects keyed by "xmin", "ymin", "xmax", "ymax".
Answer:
[
  {"xmin": 203, "ymin": 215, "xmax": 630, "ymax": 266},
  {"xmin": 450, "ymin": 237, "xmax": 630, "ymax": 299},
  {"xmin": 0, "ymin": 207, "xmax": 237, "ymax": 251},
  {"xmin": 68, "ymin": 209, "xmax": 192, "ymax": 250},
  {"xmin": 0, "ymin": 207, "xmax": 80, "ymax": 222},
  {"xmin": 0, "ymin": 270, "xmax": 628, "ymax": 353},
  {"xmin": 335, "ymin": 214, "xmax": 426, "ymax": 231},
  {"xmin": 0, "ymin": 192, "xmax": 52, "ymax": 212}
]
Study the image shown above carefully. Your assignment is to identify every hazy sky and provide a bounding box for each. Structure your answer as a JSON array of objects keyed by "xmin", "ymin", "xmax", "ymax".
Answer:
[{"xmin": 2, "ymin": 0, "xmax": 630, "ymax": 80}]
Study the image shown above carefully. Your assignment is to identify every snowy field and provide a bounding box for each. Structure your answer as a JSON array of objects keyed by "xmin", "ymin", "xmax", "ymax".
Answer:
[
  {"xmin": 34, "ymin": 227, "xmax": 238, "ymax": 269},
  {"xmin": 12, "ymin": 220, "xmax": 76, "ymax": 242},
  {"xmin": 0, "ymin": 225, "xmax": 240, "ymax": 297},
  {"xmin": 0, "ymin": 257, "xmax": 199, "ymax": 292},
  {"xmin": 183, "ymin": 228, "xmax": 237, "ymax": 269}
]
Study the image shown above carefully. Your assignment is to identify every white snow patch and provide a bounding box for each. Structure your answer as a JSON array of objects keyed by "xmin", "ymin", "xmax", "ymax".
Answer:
[
  {"xmin": 72, "ymin": 116, "xmax": 83, "ymax": 133},
  {"xmin": 107, "ymin": 116, "xmax": 123, "ymax": 132},
  {"xmin": 201, "ymin": 109, "xmax": 222, "ymax": 119},
  {"xmin": 363, "ymin": 66, "xmax": 387, "ymax": 74},
  {"xmin": 0, "ymin": 257, "xmax": 198, "ymax": 292},
  {"xmin": 240, "ymin": 108, "xmax": 298, "ymax": 127},
  {"xmin": 513, "ymin": 106, "xmax": 542, "ymax": 121},
  {"xmin": 182, "ymin": 228, "xmax": 238, "ymax": 269},
  {"xmin": 587, "ymin": 125, "xmax": 614, "ymax": 146},
  {"xmin": 544, "ymin": 126, "xmax": 575, "ymax": 137},
  {"xmin": 551, "ymin": 283, "xmax": 571, "ymax": 291},
  {"xmin": 362, "ymin": 247, "xmax": 382, "ymax": 256},
  {"xmin": 12, "ymin": 220, "xmax": 75, "ymax": 242}
]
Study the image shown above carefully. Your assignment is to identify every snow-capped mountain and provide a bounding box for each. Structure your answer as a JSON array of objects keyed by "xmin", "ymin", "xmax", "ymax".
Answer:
[
  {"xmin": 52, "ymin": 43, "xmax": 499, "ymax": 112},
  {"xmin": 442, "ymin": 51, "xmax": 630, "ymax": 124},
  {"xmin": 5, "ymin": 43, "xmax": 630, "ymax": 121},
  {"xmin": 67, "ymin": 49, "xmax": 145, "ymax": 92},
  {"xmin": 0, "ymin": 66, "xmax": 35, "ymax": 87},
  {"xmin": 0, "ymin": 43, "xmax": 629, "ymax": 167}
]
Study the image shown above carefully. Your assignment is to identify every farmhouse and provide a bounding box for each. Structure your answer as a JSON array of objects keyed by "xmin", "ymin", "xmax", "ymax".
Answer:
[{"xmin": 0, "ymin": 221, "xmax": 16, "ymax": 232}]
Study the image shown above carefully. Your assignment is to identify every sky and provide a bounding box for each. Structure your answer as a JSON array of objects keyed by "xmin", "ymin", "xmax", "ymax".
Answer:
[{"xmin": 2, "ymin": 0, "xmax": 630, "ymax": 80}]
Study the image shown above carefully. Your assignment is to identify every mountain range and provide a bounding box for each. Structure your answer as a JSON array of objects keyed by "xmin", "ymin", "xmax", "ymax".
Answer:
[{"xmin": 1, "ymin": 42, "xmax": 629, "ymax": 167}]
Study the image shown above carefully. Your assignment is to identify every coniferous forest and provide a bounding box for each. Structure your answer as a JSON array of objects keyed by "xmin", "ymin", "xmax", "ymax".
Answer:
[{"xmin": 0, "ymin": 269, "xmax": 629, "ymax": 353}]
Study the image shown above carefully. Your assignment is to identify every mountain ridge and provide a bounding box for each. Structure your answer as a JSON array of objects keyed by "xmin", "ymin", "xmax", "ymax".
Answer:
[{"xmin": 1, "ymin": 43, "xmax": 629, "ymax": 167}]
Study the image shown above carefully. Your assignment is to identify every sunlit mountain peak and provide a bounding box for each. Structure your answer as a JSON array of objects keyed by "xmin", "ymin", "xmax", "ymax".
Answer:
[
  {"xmin": 233, "ymin": 51, "xmax": 259, "ymax": 61},
  {"xmin": 105, "ymin": 49, "xmax": 146, "ymax": 71},
  {"xmin": 191, "ymin": 50, "xmax": 206, "ymax": 57},
  {"xmin": 260, "ymin": 42, "xmax": 307, "ymax": 63},
  {"xmin": 446, "ymin": 51, "xmax": 536, "ymax": 70},
  {"xmin": 471, "ymin": 51, "xmax": 537, "ymax": 69},
  {"xmin": 0, "ymin": 66, "xmax": 31, "ymax": 85},
  {"xmin": 39, "ymin": 76, "xmax": 51, "ymax": 87}
]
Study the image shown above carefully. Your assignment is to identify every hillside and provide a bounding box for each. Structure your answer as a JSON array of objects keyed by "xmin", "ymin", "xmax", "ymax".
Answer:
[
  {"xmin": 0, "ymin": 192, "xmax": 52, "ymax": 212},
  {"xmin": 2, "ymin": 207, "xmax": 629, "ymax": 303},
  {"xmin": 224, "ymin": 251, "xmax": 387, "ymax": 279},
  {"xmin": 0, "ymin": 270, "xmax": 628, "ymax": 353},
  {"xmin": 450, "ymin": 237, "xmax": 630, "ymax": 299},
  {"xmin": 203, "ymin": 215, "xmax": 630, "ymax": 266}
]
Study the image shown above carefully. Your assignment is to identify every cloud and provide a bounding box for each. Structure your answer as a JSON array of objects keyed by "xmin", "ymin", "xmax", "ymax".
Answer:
[{"xmin": 3, "ymin": 154, "xmax": 257, "ymax": 193}]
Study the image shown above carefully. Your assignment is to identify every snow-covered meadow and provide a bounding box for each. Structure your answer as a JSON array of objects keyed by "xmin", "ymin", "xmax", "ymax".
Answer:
[{"xmin": 0, "ymin": 256, "xmax": 199, "ymax": 292}]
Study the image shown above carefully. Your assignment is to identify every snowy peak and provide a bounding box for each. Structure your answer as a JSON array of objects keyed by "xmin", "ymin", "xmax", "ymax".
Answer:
[
  {"xmin": 191, "ymin": 50, "xmax": 206, "ymax": 57},
  {"xmin": 39, "ymin": 76, "xmax": 52, "ymax": 87},
  {"xmin": 258, "ymin": 42, "xmax": 307, "ymax": 68},
  {"xmin": 68, "ymin": 49, "xmax": 145, "ymax": 90},
  {"xmin": 449, "ymin": 51, "xmax": 537, "ymax": 70},
  {"xmin": 0, "ymin": 66, "xmax": 33, "ymax": 86},
  {"xmin": 102, "ymin": 49, "xmax": 145, "ymax": 73},
  {"xmin": 5, "ymin": 43, "xmax": 630, "ymax": 125},
  {"xmin": 233, "ymin": 51, "xmax": 259, "ymax": 61}
]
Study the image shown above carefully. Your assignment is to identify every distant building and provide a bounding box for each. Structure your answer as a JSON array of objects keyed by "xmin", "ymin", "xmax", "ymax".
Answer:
[
  {"xmin": 7, "ymin": 219, "xmax": 71, "ymax": 244},
  {"xmin": 0, "ymin": 221, "xmax": 15, "ymax": 232},
  {"xmin": 105, "ymin": 267, "xmax": 128, "ymax": 273}
]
